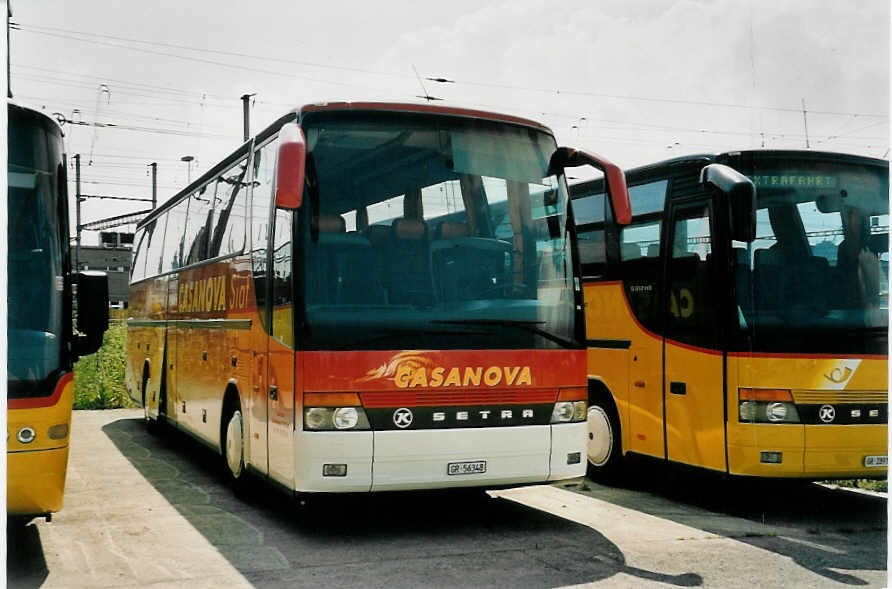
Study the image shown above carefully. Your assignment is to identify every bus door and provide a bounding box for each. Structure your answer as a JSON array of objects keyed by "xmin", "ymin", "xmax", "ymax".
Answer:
[
  {"xmin": 265, "ymin": 207, "xmax": 296, "ymax": 486},
  {"xmin": 663, "ymin": 201, "xmax": 726, "ymax": 471}
]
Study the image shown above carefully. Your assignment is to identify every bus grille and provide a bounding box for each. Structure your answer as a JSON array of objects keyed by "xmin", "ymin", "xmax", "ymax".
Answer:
[
  {"xmin": 360, "ymin": 389, "xmax": 558, "ymax": 408},
  {"xmin": 791, "ymin": 390, "xmax": 888, "ymax": 405}
]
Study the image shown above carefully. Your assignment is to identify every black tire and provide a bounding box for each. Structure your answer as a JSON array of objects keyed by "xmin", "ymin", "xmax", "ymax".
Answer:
[
  {"xmin": 221, "ymin": 402, "xmax": 250, "ymax": 495},
  {"xmin": 586, "ymin": 400, "xmax": 623, "ymax": 484}
]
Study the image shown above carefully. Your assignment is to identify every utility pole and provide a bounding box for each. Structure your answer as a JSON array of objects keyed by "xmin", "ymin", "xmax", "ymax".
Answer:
[
  {"xmin": 801, "ymin": 98, "xmax": 810, "ymax": 149},
  {"xmin": 241, "ymin": 93, "xmax": 255, "ymax": 141},
  {"xmin": 74, "ymin": 154, "xmax": 82, "ymax": 272},
  {"xmin": 149, "ymin": 162, "xmax": 157, "ymax": 209}
]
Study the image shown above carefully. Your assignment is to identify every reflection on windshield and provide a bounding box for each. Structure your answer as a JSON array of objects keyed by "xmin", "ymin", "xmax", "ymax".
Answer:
[
  {"xmin": 7, "ymin": 108, "xmax": 66, "ymax": 397},
  {"xmin": 735, "ymin": 161, "xmax": 889, "ymax": 335},
  {"xmin": 301, "ymin": 113, "xmax": 576, "ymax": 350}
]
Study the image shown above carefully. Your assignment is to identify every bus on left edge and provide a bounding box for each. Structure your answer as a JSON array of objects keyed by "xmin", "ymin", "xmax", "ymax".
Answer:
[{"xmin": 7, "ymin": 101, "xmax": 109, "ymax": 521}]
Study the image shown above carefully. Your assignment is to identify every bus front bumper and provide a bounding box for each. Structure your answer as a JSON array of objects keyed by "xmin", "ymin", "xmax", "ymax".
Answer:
[
  {"xmin": 7, "ymin": 445, "xmax": 69, "ymax": 515},
  {"xmin": 728, "ymin": 423, "xmax": 887, "ymax": 478},
  {"xmin": 294, "ymin": 423, "xmax": 586, "ymax": 492}
]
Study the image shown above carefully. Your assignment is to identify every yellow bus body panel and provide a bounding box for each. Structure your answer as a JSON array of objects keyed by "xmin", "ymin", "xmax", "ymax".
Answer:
[
  {"xmin": 728, "ymin": 354, "xmax": 887, "ymax": 478},
  {"xmin": 7, "ymin": 378, "xmax": 74, "ymax": 515},
  {"xmin": 585, "ymin": 281, "xmax": 888, "ymax": 479}
]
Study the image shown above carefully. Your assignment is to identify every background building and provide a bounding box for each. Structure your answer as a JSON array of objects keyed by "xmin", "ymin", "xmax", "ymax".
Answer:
[{"xmin": 76, "ymin": 232, "xmax": 134, "ymax": 308}]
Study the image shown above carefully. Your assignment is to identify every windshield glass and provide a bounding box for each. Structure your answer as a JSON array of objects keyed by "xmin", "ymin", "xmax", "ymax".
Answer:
[
  {"xmin": 300, "ymin": 111, "xmax": 577, "ymax": 350},
  {"xmin": 7, "ymin": 105, "xmax": 67, "ymax": 397},
  {"xmin": 734, "ymin": 156, "xmax": 888, "ymax": 347}
]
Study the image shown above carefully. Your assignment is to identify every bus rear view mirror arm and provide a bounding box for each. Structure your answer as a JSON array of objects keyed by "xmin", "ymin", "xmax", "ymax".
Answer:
[
  {"xmin": 75, "ymin": 270, "xmax": 109, "ymax": 357},
  {"xmin": 549, "ymin": 147, "xmax": 631, "ymax": 225},
  {"xmin": 700, "ymin": 163, "xmax": 757, "ymax": 243},
  {"xmin": 275, "ymin": 122, "xmax": 307, "ymax": 210}
]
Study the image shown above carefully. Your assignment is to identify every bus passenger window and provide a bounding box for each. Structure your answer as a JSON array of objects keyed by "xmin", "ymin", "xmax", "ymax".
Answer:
[
  {"xmin": 251, "ymin": 140, "xmax": 277, "ymax": 331},
  {"xmin": 271, "ymin": 209, "xmax": 294, "ymax": 348},
  {"xmin": 184, "ymin": 187, "xmax": 213, "ymax": 265},
  {"xmin": 668, "ymin": 205, "xmax": 715, "ymax": 344},
  {"xmin": 130, "ymin": 227, "xmax": 148, "ymax": 282},
  {"xmin": 209, "ymin": 158, "xmax": 248, "ymax": 258},
  {"xmin": 144, "ymin": 215, "xmax": 167, "ymax": 278},
  {"xmin": 162, "ymin": 199, "xmax": 189, "ymax": 272}
]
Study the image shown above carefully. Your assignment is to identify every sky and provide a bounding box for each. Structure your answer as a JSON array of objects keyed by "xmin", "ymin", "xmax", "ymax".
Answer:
[{"xmin": 8, "ymin": 0, "xmax": 890, "ymax": 243}]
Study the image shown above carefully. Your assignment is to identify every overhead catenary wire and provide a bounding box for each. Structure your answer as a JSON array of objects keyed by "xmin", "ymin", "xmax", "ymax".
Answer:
[{"xmin": 11, "ymin": 21, "xmax": 887, "ymax": 119}]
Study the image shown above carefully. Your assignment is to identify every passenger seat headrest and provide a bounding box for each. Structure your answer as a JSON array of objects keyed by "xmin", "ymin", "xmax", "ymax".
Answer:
[
  {"xmin": 317, "ymin": 214, "xmax": 346, "ymax": 233},
  {"xmin": 392, "ymin": 218, "xmax": 427, "ymax": 240},
  {"xmin": 436, "ymin": 221, "xmax": 470, "ymax": 240}
]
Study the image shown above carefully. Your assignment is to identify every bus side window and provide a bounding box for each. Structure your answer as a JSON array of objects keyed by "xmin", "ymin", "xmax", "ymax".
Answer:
[
  {"xmin": 621, "ymin": 219, "xmax": 661, "ymax": 327},
  {"xmin": 251, "ymin": 139, "xmax": 277, "ymax": 332},
  {"xmin": 130, "ymin": 227, "xmax": 148, "ymax": 282},
  {"xmin": 271, "ymin": 209, "xmax": 294, "ymax": 348},
  {"xmin": 162, "ymin": 199, "xmax": 189, "ymax": 272},
  {"xmin": 144, "ymin": 214, "xmax": 168, "ymax": 278},
  {"xmin": 573, "ymin": 191, "xmax": 606, "ymax": 278},
  {"xmin": 184, "ymin": 186, "xmax": 213, "ymax": 265},
  {"xmin": 209, "ymin": 158, "xmax": 249, "ymax": 258},
  {"xmin": 667, "ymin": 204, "xmax": 715, "ymax": 346}
]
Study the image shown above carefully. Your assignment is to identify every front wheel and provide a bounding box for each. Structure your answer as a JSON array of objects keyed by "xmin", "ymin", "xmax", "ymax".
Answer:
[
  {"xmin": 586, "ymin": 402, "xmax": 623, "ymax": 484},
  {"xmin": 222, "ymin": 408, "xmax": 250, "ymax": 495}
]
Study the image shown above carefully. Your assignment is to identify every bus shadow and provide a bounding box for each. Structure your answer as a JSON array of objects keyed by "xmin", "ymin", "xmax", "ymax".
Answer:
[
  {"xmin": 102, "ymin": 417, "xmax": 701, "ymax": 588},
  {"xmin": 572, "ymin": 461, "xmax": 887, "ymax": 586},
  {"xmin": 7, "ymin": 518, "xmax": 49, "ymax": 589}
]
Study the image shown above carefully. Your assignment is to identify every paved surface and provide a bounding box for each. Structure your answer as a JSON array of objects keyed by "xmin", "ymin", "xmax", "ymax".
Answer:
[{"xmin": 6, "ymin": 409, "xmax": 888, "ymax": 588}]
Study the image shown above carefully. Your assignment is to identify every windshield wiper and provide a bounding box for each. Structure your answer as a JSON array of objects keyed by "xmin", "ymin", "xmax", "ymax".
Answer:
[{"xmin": 431, "ymin": 319, "xmax": 577, "ymax": 348}]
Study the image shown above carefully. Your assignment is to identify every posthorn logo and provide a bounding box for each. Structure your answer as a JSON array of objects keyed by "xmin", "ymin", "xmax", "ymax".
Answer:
[
  {"xmin": 393, "ymin": 407, "xmax": 414, "ymax": 428},
  {"xmin": 818, "ymin": 405, "xmax": 836, "ymax": 423}
]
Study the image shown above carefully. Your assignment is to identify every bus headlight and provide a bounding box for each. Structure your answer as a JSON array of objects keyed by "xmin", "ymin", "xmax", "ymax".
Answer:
[
  {"xmin": 305, "ymin": 408, "xmax": 332, "ymax": 430},
  {"xmin": 304, "ymin": 407, "xmax": 370, "ymax": 431},
  {"xmin": 17, "ymin": 427, "xmax": 36, "ymax": 444},
  {"xmin": 333, "ymin": 407, "xmax": 359, "ymax": 430},
  {"xmin": 551, "ymin": 401, "xmax": 586, "ymax": 423},
  {"xmin": 738, "ymin": 389, "xmax": 800, "ymax": 424}
]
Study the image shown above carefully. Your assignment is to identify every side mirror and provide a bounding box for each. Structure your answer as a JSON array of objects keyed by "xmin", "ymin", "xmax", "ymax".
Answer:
[
  {"xmin": 700, "ymin": 164, "xmax": 756, "ymax": 243},
  {"xmin": 549, "ymin": 147, "xmax": 631, "ymax": 225},
  {"xmin": 274, "ymin": 122, "xmax": 307, "ymax": 210},
  {"xmin": 76, "ymin": 270, "xmax": 109, "ymax": 356}
]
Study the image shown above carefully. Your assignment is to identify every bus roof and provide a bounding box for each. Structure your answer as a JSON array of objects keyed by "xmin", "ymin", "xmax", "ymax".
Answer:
[
  {"xmin": 570, "ymin": 149, "xmax": 888, "ymax": 198},
  {"xmin": 297, "ymin": 102, "xmax": 553, "ymax": 135}
]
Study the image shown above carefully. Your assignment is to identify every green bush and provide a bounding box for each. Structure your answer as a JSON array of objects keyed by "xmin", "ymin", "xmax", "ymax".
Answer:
[
  {"xmin": 829, "ymin": 479, "xmax": 888, "ymax": 493},
  {"xmin": 73, "ymin": 317, "xmax": 136, "ymax": 410}
]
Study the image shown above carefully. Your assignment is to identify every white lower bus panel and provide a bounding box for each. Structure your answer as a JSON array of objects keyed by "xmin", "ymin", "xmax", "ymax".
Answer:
[{"xmin": 293, "ymin": 424, "xmax": 586, "ymax": 493}]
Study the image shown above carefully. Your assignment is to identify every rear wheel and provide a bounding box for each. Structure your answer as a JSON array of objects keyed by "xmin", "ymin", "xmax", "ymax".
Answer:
[{"xmin": 586, "ymin": 401, "xmax": 623, "ymax": 484}]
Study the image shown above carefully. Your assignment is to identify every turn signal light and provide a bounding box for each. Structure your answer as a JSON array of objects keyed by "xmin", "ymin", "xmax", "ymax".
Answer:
[
  {"xmin": 48, "ymin": 423, "xmax": 69, "ymax": 440},
  {"xmin": 739, "ymin": 388, "xmax": 793, "ymax": 402}
]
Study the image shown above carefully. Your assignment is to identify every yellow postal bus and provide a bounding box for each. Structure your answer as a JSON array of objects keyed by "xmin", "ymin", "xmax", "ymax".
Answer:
[
  {"xmin": 571, "ymin": 150, "xmax": 887, "ymax": 482},
  {"xmin": 7, "ymin": 101, "xmax": 108, "ymax": 519}
]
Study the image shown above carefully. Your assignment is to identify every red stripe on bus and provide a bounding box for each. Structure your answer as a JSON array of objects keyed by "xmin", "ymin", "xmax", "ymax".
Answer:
[
  {"xmin": 360, "ymin": 389, "xmax": 558, "ymax": 409},
  {"xmin": 8, "ymin": 372, "xmax": 73, "ymax": 410}
]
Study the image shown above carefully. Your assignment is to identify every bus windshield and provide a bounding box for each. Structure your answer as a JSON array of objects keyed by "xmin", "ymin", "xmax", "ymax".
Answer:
[
  {"xmin": 736, "ymin": 157, "xmax": 889, "ymax": 343},
  {"xmin": 7, "ymin": 106, "xmax": 67, "ymax": 397},
  {"xmin": 301, "ymin": 111, "xmax": 577, "ymax": 350}
]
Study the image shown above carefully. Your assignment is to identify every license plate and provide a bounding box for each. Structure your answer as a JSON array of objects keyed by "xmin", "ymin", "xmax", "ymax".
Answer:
[
  {"xmin": 864, "ymin": 455, "xmax": 888, "ymax": 467},
  {"xmin": 448, "ymin": 460, "xmax": 486, "ymax": 475}
]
